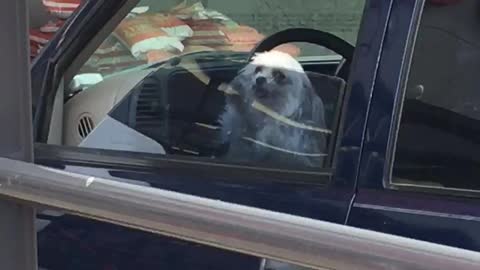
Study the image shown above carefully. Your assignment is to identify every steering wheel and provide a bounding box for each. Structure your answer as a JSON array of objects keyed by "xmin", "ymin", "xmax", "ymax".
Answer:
[{"xmin": 248, "ymin": 28, "xmax": 355, "ymax": 80}]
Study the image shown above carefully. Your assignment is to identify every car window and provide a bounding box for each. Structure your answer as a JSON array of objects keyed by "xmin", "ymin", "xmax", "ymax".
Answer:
[
  {"xmin": 52, "ymin": 0, "xmax": 367, "ymax": 172},
  {"xmin": 392, "ymin": 0, "xmax": 480, "ymax": 191}
]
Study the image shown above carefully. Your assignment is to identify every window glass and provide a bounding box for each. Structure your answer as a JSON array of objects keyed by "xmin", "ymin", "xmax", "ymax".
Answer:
[
  {"xmin": 392, "ymin": 0, "xmax": 480, "ymax": 190},
  {"xmin": 56, "ymin": 0, "xmax": 366, "ymax": 171}
]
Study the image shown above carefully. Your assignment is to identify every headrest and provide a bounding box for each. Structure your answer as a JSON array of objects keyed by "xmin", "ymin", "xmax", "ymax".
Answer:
[{"xmin": 305, "ymin": 71, "xmax": 346, "ymax": 105}]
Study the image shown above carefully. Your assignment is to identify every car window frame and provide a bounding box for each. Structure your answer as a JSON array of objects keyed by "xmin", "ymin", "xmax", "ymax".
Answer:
[
  {"xmin": 384, "ymin": 0, "xmax": 480, "ymax": 198},
  {"xmin": 32, "ymin": 0, "xmax": 387, "ymax": 186},
  {"xmin": 32, "ymin": 0, "xmax": 138, "ymax": 143}
]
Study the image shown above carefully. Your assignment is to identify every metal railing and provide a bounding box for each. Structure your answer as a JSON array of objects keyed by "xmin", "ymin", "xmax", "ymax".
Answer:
[{"xmin": 0, "ymin": 157, "xmax": 480, "ymax": 270}]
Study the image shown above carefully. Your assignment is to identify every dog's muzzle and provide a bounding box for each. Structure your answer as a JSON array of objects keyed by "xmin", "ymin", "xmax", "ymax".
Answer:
[{"xmin": 254, "ymin": 77, "xmax": 269, "ymax": 98}]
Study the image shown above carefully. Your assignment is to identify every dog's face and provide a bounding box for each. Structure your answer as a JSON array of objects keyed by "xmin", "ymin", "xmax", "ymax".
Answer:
[{"xmin": 230, "ymin": 51, "xmax": 313, "ymax": 117}]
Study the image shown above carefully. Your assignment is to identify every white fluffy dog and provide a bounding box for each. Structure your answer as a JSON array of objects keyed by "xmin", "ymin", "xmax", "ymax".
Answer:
[{"xmin": 219, "ymin": 50, "xmax": 329, "ymax": 168}]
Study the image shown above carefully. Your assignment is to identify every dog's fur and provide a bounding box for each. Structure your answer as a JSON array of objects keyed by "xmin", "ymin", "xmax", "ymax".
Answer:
[{"xmin": 219, "ymin": 51, "xmax": 328, "ymax": 167}]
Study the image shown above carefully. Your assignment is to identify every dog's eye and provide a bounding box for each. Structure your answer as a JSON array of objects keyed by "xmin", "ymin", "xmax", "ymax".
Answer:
[
  {"xmin": 273, "ymin": 70, "xmax": 286, "ymax": 81},
  {"xmin": 254, "ymin": 66, "xmax": 262, "ymax": 74}
]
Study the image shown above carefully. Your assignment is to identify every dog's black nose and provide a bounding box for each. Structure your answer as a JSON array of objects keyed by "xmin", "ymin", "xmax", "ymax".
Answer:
[{"xmin": 256, "ymin": 76, "xmax": 267, "ymax": 86}]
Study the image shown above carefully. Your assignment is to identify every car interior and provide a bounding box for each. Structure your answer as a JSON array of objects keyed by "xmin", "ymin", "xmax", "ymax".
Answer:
[
  {"xmin": 105, "ymin": 49, "xmax": 348, "ymax": 160},
  {"xmin": 393, "ymin": 0, "xmax": 480, "ymax": 190}
]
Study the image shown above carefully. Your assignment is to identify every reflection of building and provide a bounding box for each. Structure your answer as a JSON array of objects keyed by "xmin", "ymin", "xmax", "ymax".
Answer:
[
  {"xmin": 32, "ymin": 0, "xmax": 367, "ymax": 76},
  {"xmin": 158, "ymin": 0, "xmax": 365, "ymax": 55},
  {"xmin": 202, "ymin": 0, "xmax": 365, "ymax": 55}
]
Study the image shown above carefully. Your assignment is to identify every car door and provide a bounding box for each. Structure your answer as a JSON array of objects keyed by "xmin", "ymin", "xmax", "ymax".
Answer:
[
  {"xmin": 30, "ymin": 0, "xmax": 392, "ymax": 269},
  {"xmin": 349, "ymin": 0, "xmax": 480, "ymax": 252}
]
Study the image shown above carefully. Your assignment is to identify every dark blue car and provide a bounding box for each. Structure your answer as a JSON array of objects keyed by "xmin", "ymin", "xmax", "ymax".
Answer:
[{"xmin": 30, "ymin": 0, "xmax": 480, "ymax": 269}]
